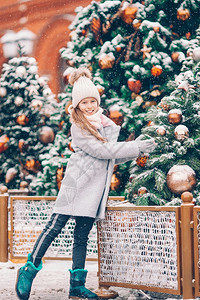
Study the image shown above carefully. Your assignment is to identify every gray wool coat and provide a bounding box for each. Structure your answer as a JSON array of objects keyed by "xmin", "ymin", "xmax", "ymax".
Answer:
[{"xmin": 53, "ymin": 119, "xmax": 140, "ymax": 220}]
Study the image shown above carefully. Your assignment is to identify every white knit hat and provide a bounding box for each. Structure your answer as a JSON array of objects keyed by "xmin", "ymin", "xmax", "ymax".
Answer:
[{"xmin": 69, "ymin": 67, "xmax": 101, "ymax": 108}]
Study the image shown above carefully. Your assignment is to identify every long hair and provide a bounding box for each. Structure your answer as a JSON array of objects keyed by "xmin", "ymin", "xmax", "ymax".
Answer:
[{"xmin": 71, "ymin": 107, "xmax": 107, "ymax": 142}]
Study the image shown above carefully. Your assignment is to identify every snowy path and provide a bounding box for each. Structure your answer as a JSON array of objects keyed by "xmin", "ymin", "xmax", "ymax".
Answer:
[{"xmin": 0, "ymin": 260, "xmax": 182, "ymax": 300}]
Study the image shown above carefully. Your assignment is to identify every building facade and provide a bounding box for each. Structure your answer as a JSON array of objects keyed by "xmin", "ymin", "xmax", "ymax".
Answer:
[{"xmin": 0, "ymin": 0, "xmax": 91, "ymax": 95}]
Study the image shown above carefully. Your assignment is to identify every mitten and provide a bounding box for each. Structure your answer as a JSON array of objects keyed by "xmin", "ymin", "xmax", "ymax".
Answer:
[{"xmin": 135, "ymin": 135, "xmax": 156, "ymax": 154}]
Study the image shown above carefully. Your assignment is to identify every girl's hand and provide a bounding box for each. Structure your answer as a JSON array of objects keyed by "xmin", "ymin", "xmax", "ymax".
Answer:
[{"xmin": 135, "ymin": 135, "xmax": 157, "ymax": 154}]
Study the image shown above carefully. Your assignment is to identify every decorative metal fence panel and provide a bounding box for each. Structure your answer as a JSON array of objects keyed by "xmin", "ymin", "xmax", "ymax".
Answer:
[
  {"xmin": 10, "ymin": 196, "xmax": 98, "ymax": 260},
  {"xmin": 97, "ymin": 206, "xmax": 181, "ymax": 295}
]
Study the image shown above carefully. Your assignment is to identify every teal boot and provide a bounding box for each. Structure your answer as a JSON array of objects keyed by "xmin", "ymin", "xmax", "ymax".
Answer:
[
  {"xmin": 69, "ymin": 269, "xmax": 99, "ymax": 299},
  {"xmin": 15, "ymin": 254, "xmax": 42, "ymax": 300}
]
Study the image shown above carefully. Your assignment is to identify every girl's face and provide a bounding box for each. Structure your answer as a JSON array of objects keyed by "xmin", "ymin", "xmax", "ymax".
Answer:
[{"xmin": 78, "ymin": 97, "xmax": 98, "ymax": 116}]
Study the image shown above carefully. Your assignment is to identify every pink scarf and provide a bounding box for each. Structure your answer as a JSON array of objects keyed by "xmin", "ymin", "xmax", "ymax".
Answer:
[{"xmin": 85, "ymin": 107, "xmax": 116, "ymax": 129}]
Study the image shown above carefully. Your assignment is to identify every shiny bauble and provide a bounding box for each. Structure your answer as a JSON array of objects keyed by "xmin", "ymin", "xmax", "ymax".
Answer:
[
  {"xmin": 25, "ymin": 159, "xmax": 41, "ymax": 172},
  {"xmin": 109, "ymin": 110, "xmax": 124, "ymax": 126},
  {"xmin": 99, "ymin": 54, "xmax": 115, "ymax": 70},
  {"xmin": 0, "ymin": 87, "xmax": 7, "ymax": 97},
  {"xmin": 38, "ymin": 76, "xmax": 48, "ymax": 86},
  {"xmin": 68, "ymin": 142, "xmax": 74, "ymax": 152},
  {"xmin": 133, "ymin": 19, "xmax": 141, "ymax": 30},
  {"xmin": 138, "ymin": 186, "xmax": 148, "ymax": 196},
  {"xmin": 13, "ymin": 82, "xmax": 20, "ymax": 89},
  {"xmin": 121, "ymin": 5, "xmax": 138, "ymax": 24},
  {"xmin": 16, "ymin": 66, "xmax": 26, "ymax": 76},
  {"xmin": 56, "ymin": 166, "xmax": 64, "ymax": 190},
  {"xmin": 43, "ymin": 88, "xmax": 52, "ymax": 97},
  {"xmin": 29, "ymin": 65, "xmax": 38, "ymax": 74},
  {"xmin": 166, "ymin": 165, "xmax": 196, "ymax": 194},
  {"xmin": 18, "ymin": 139, "xmax": 28, "ymax": 153},
  {"xmin": 127, "ymin": 79, "xmax": 142, "ymax": 93},
  {"xmin": 63, "ymin": 67, "xmax": 74, "ymax": 85},
  {"xmin": 5, "ymin": 168, "xmax": 18, "ymax": 183},
  {"xmin": 16, "ymin": 115, "xmax": 29, "ymax": 125},
  {"xmin": 177, "ymin": 8, "xmax": 190, "ymax": 21},
  {"xmin": 136, "ymin": 154, "xmax": 148, "ymax": 167},
  {"xmin": 161, "ymin": 99, "xmax": 170, "ymax": 111},
  {"xmin": 20, "ymin": 181, "xmax": 28, "ymax": 190},
  {"xmin": 192, "ymin": 47, "xmax": 200, "ymax": 62},
  {"xmin": 156, "ymin": 126, "xmax": 166, "ymax": 136},
  {"xmin": 31, "ymin": 99, "xmax": 43, "ymax": 110},
  {"xmin": 0, "ymin": 135, "xmax": 9, "ymax": 153},
  {"xmin": 167, "ymin": 109, "xmax": 182, "ymax": 124},
  {"xmin": 14, "ymin": 96, "xmax": 24, "ymax": 106},
  {"xmin": 171, "ymin": 52, "xmax": 180, "ymax": 62},
  {"xmin": 39, "ymin": 126, "xmax": 55, "ymax": 144},
  {"xmin": 65, "ymin": 100, "xmax": 72, "ymax": 114},
  {"xmin": 174, "ymin": 125, "xmax": 189, "ymax": 141},
  {"xmin": 110, "ymin": 174, "xmax": 120, "ymax": 191},
  {"xmin": 97, "ymin": 85, "xmax": 105, "ymax": 96},
  {"xmin": 151, "ymin": 65, "xmax": 163, "ymax": 77},
  {"xmin": 153, "ymin": 26, "xmax": 160, "ymax": 32}
]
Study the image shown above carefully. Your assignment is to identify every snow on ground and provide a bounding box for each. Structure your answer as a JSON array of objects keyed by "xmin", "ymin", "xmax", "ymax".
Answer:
[{"xmin": 0, "ymin": 260, "xmax": 183, "ymax": 300}]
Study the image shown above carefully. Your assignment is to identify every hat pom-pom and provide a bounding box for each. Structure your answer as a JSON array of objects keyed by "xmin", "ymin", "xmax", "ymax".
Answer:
[{"xmin": 69, "ymin": 67, "xmax": 92, "ymax": 86}]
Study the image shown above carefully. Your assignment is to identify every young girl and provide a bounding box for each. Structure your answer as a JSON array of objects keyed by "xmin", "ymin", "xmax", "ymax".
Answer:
[{"xmin": 15, "ymin": 67, "xmax": 156, "ymax": 300}]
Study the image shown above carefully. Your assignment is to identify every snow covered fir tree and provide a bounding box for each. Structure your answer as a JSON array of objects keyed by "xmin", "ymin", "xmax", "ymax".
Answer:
[
  {"xmin": 0, "ymin": 53, "xmax": 58, "ymax": 190},
  {"xmin": 126, "ymin": 35, "xmax": 200, "ymax": 206},
  {"xmin": 43, "ymin": 0, "xmax": 199, "ymax": 196}
]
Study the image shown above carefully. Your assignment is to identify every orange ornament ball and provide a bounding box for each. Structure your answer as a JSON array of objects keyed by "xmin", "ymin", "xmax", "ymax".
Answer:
[
  {"xmin": 109, "ymin": 110, "xmax": 124, "ymax": 126},
  {"xmin": 25, "ymin": 159, "xmax": 41, "ymax": 172},
  {"xmin": 168, "ymin": 109, "xmax": 182, "ymax": 124},
  {"xmin": 0, "ymin": 134, "xmax": 9, "ymax": 153},
  {"xmin": 177, "ymin": 8, "xmax": 190, "ymax": 21},
  {"xmin": 151, "ymin": 65, "xmax": 163, "ymax": 77},
  {"xmin": 16, "ymin": 115, "xmax": 29, "ymax": 125},
  {"xmin": 110, "ymin": 174, "xmax": 120, "ymax": 191},
  {"xmin": 127, "ymin": 79, "xmax": 142, "ymax": 94},
  {"xmin": 136, "ymin": 154, "xmax": 148, "ymax": 167},
  {"xmin": 138, "ymin": 186, "xmax": 148, "ymax": 196}
]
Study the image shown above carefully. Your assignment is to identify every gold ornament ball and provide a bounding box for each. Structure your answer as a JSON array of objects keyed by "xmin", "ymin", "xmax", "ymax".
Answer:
[
  {"xmin": 138, "ymin": 186, "xmax": 148, "ymax": 196},
  {"xmin": 156, "ymin": 126, "xmax": 166, "ymax": 136},
  {"xmin": 168, "ymin": 109, "xmax": 182, "ymax": 124},
  {"xmin": 99, "ymin": 54, "xmax": 115, "ymax": 70},
  {"xmin": 39, "ymin": 126, "xmax": 55, "ymax": 144},
  {"xmin": 166, "ymin": 165, "xmax": 196, "ymax": 195},
  {"xmin": 174, "ymin": 125, "xmax": 189, "ymax": 141}
]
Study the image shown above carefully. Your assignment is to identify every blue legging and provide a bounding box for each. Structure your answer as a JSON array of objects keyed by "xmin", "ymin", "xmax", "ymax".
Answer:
[{"xmin": 30, "ymin": 213, "xmax": 95, "ymax": 269}]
